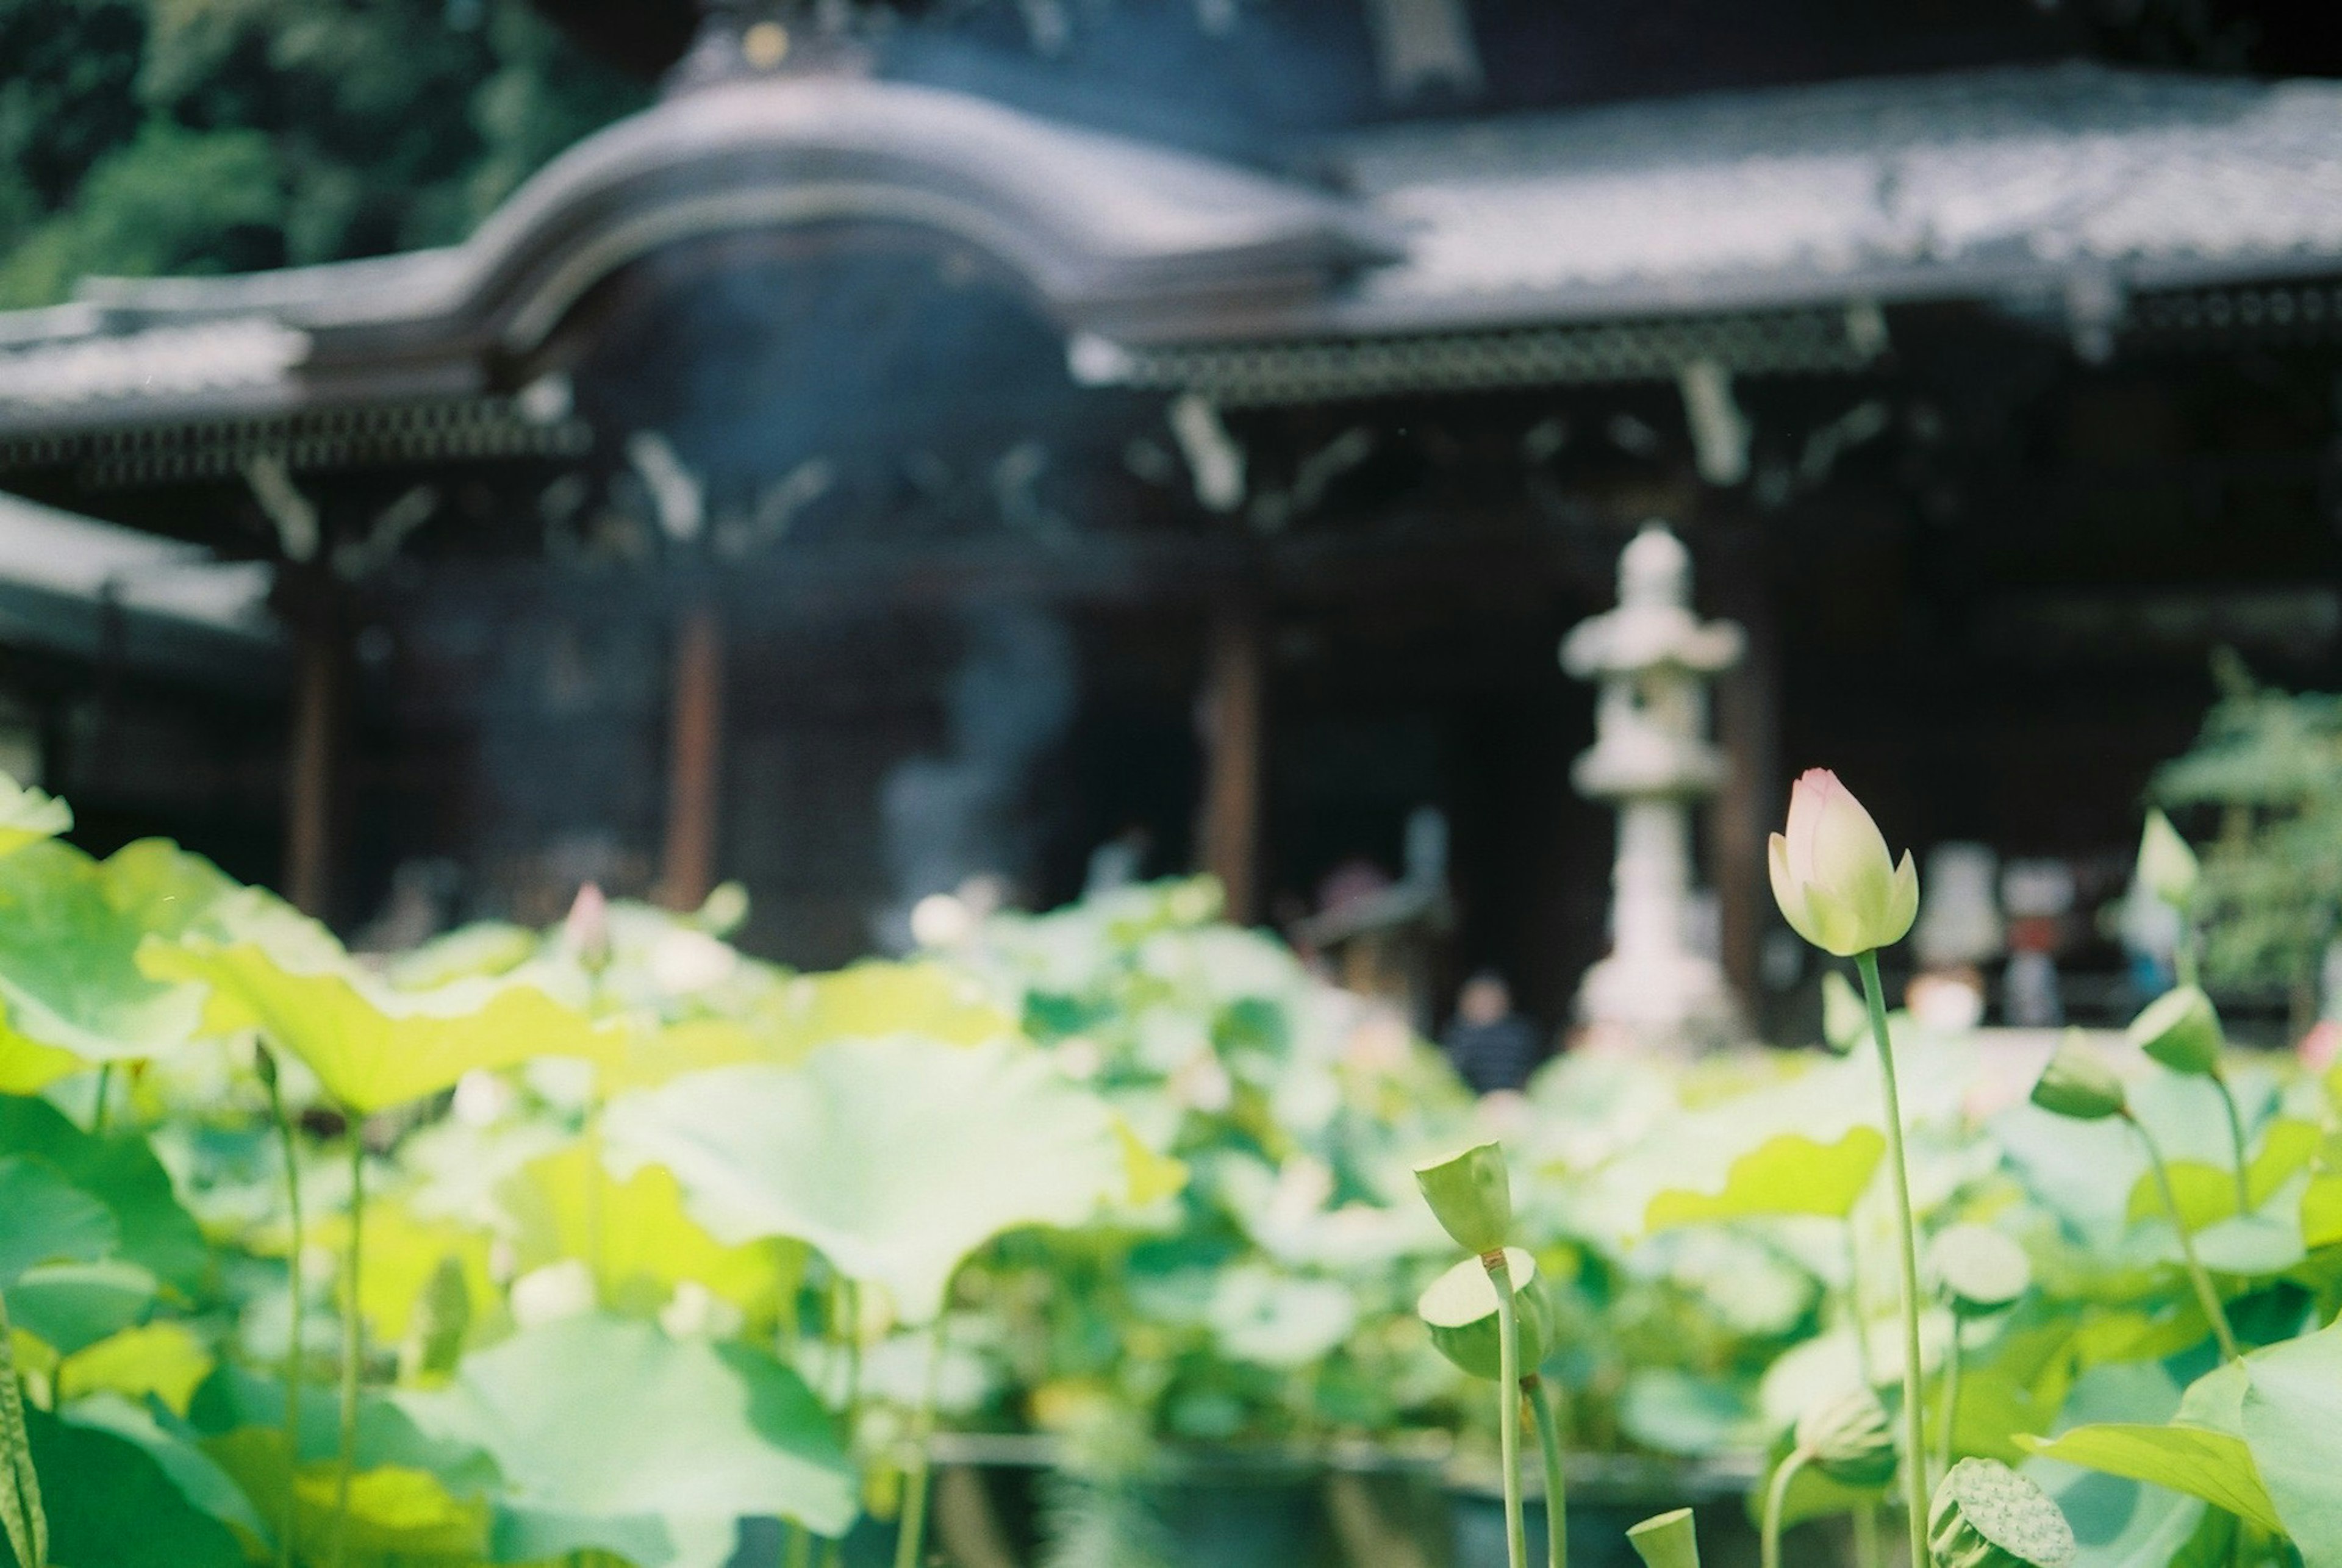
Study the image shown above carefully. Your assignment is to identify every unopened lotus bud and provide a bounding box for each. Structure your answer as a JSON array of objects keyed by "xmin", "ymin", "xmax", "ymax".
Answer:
[
  {"xmin": 1821, "ymin": 970, "xmax": 1866, "ymax": 1054},
  {"xmin": 398, "ymin": 1254, "xmax": 471, "ymax": 1384},
  {"xmin": 1794, "ymin": 1386, "xmax": 1897, "ymax": 1489},
  {"xmin": 564, "ymin": 882, "xmax": 611, "ymax": 973},
  {"xmin": 1413, "ymin": 1142, "xmax": 1511, "ymax": 1255},
  {"xmin": 2135, "ymin": 810, "xmax": 2199, "ymax": 912},
  {"xmin": 2030, "ymin": 1034, "xmax": 2126, "ymax": 1121},
  {"xmin": 2127, "ymin": 986, "xmax": 2222, "ymax": 1078},
  {"xmin": 1929, "ymin": 1223, "xmax": 2031, "ymax": 1318},
  {"xmin": 1769, "ymin": 770, "xmax": 1919, "ymax": 958},
  {"xmin": 1625, "ymin": 1508, "xmax": 1700, "ymax": 1568},
  {"xmin": 1928, "ymin": 1458, "xmax": 2074, "ymax": 1568},
  {"xmin": 1417, "ymin": 1248, "xmax": 1550, "ymax": 1382}
]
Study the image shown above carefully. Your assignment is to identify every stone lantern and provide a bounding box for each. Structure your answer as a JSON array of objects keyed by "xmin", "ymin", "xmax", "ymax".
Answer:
[{"xmin": 1561, "ymin": 522, "xmax": 1745, "ymax": 1043}]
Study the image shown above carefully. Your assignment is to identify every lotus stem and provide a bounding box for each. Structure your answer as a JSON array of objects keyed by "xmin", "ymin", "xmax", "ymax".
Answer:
[
  {"xmin": 1758, "ymin": 1448, "xmax": 1807, "ymax": 1568},
  {"xmin": 1853, "ymin": 950, "xmax": 1928, "ymax": 1568},
  {"xmin": 1527, "ymin": 1375, "xmax": 1567, "ymax": 1568},
  {"xmin": 89, "ymin": 1062, "xmax": 112, "ymax": 1137},
  {"xmin": 2130, "ymin": 1114, "xmax": 2241, "ymax": 1360},
  {"xmin": 784, "ymin": 1521, "xmax": 812, "ymax": 1568},
  {"xmin": 0, "ymin": 1286, "xmax": 48, "ymax": 1568},
  {"xmin": 333, "ymin": 1129, "xmax": 367, "ymax": 1568},
  {"xmin": 1936, "ymin": 1318, "xmax": 1963, "ymax": 1491},
  {"xmin": 1485, "ymin": 1250, "xmax": 1528, "ymax": 1568},
  {"xmin": 1849, "ymin": 1503, "xmax": 1880, "ymax": 1568},
  {"xmin": 265, "ymin": 1058, "xmax": 306, "ymax": 1568},
  {"xmin": 892, "ymin": 1314, "xmax": 949, "ymax": 1568},
  {"xmin": 2210, "ymin": 1072, "xmax": 2252, "ymax": 1217}
]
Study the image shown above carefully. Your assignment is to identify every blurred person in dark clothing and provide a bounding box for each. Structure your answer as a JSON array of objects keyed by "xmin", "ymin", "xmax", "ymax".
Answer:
[{"xmin": 1441, "ymin": 970, "xmax": 1542, "ymax": 1094}]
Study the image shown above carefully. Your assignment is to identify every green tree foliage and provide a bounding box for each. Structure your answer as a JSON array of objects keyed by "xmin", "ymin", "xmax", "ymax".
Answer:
[
  {"xmin": 0, "ymin": 0, "xmax": 646, "ymax": 307},
  {"xmin": 2153, "ymin": 651, "xmax": 2342, "ymax": 1015}
]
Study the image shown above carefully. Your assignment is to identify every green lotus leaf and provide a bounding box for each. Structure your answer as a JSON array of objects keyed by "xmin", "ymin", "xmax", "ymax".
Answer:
[
  {"xmin": 0, "ymin": 1094, "xmax": 207, "ymax": 1293},
  {"xmin": 0, "ymin": 1155, "xmax": 115, "ymax": 1285},
  {"xmin": 500, "ymin": 1141, "xmax": 792, "ymax": 1321},
  {"xmin": 396, "ymin": 1313, "xmax": 856, "ymax": 1561},
  {"xmin": 765, "ymin": 959, "xmax": 1020, "ymax": 1055},
  {"xmin": 2239, "ymin": 1318, "xmax": 2342, "ymax": 1564},
  {"xmin": 202, "ymin": 1427, "xmax": 492, "ymax": 1564},
  {"xmin": 2016, "ymin": 1422, "xmax": 2281, "ymax": 1534},
  {"xmin": 0, "ymin": 839, "xmax": 234, "ymax": 1080},
  {"xmin": 2124, "ymin": 1119, "xmax": 2321, "ymax": 1230},
  {"xmin": 606, "ymin": 1037, "xmax": 1133, "ymax": 1323},
  {"xmin": 142, "ymin": 916, "xmax": 609, "ymax": 1113},
  {"xmin": 1644, "ymin": 1127, "xmax": 1885, "ymax": 1230},
  {"xmin": 62, "ymin": 1392, "xmax": 270, "ymax": 1548},
  {"xmin": 9, "ymin": 1260, "xmax": 157, "ymax": 1356},
  {"xmin": 56, "ymin": 1320, "xmax": 213, "ymax": 1414},
  {"xmin": 0, "ymin": 771, "xmax": 69, "ymax": 860},
  {"xmin": 6, "ymin": 1403, "xmax": 243, "ymax": 1568}
]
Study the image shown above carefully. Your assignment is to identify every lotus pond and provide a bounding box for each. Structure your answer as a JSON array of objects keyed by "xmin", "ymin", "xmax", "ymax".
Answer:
[{"xmin": 0, "ymin": 766, "xmax": 2338, "ymax": 1568}]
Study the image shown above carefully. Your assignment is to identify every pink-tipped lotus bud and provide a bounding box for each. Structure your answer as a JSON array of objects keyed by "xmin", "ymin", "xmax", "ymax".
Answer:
[
  {"xmin": 564, "ymin": 882, "xmax": 611, "ymax": 973},
  {"xmin": 1769, "ymin": 770, "xmax": 1919, "ymax": 958}
]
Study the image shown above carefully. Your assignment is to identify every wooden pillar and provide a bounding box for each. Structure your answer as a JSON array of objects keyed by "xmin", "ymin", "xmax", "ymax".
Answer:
[
  {"xmin": 1710, "ymin": 527, "xmax": 1781, "ymax": 1002},
  {"xmin": 282, "ymin": 581, "xmax": 342, "ymax": 920},
  {"xmin": 659, "ymin": 603, "xmax": 725, "ymax": 912},
  {"xmin": 1198, "ymin": 610, "xmax": 1265, "ymax": 925}
]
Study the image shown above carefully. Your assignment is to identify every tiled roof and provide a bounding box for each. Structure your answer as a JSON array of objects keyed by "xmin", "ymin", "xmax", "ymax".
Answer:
[{"xmin": 1313, "ymin": 63, "xmax": 2342, "ymax": 329}]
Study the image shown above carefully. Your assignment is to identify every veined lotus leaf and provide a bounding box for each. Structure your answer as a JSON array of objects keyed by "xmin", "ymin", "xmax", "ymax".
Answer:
[
  {"xmin": 500, "ymin": 1142, "xmax": 787, "ymax": 1320},
  {"xmin": 0, "ymin": 1155, "xmax": 115, "ymax": 1284},
  {"xmin": 2124, "ymin": 1119, "xmax": 2321, "ymax": 1230},
  {"xmin": 0, "ymin": 771, "xmax": 68, "ymax": 859},
  {"xmin": 765, "ymin": 961, "xmax": 1020, "ymax": 1056},
  {"xmin": 2021, "ymin": 1361, "xmax": 2218, "ymax": 1568},
  {"xmin": 141, "ymin": 924, "xmax": 611, "ymax": 1113},
  {"xmin": 202, "ymin": 1427, "xmax": 492, "ymax": 1564},
  {"xmin": 2240, "ymin": 1318, "xmax": 2342, "ymax": 1563},
  {"xmin": 0, "ymin": 839, "xmax": 235, "ymax": 1077},
  {"xmin": 62, "ymin": 1392, "xmax": 270, "ymax": 1548},
  {"xmin": 595, "ymin": 1015, "xmax": 773, "ymax": 1095},
  {"xmin": 396, "ymin": 1313, "xmax": 856, "ymax": 1561},
  {"xmin": 383, "ymin": 920, "xmax": 540, "ymax": 990},
  {"xmin": 2304, "ymin": 1173, "xmax": 2342, "ymax": 1251},
  {"xmin": 307, "ymin": 1196, "xmax": 498, "ymax": 1344},
  {"xmin": 606, "ymin": 1037, "xmax": 1133, "ymax": 1323},
  {"xmin": 1644, "ymin": 1127, "xmax": 1886, "ymax": 1230},
  {"xmin": 57, "ymin": 1320, "xmax": 213, "ymax": 1414},
  {"xmin": 2018, "ymin": 1361, "xmax": 2284, "ymax": 1538},
  {"xmin": 9, "ymin": 1259, "xmax": 157, "ymax": 1355},
  {"xmin": 0, "ymin": 1094, "xmax": 209, "ymax": 1293},
  {"xmin": 187, "ymin": 1362, "xmax": 500, "ymax": 1487},
  {"xmin": 10, "ymin": 1403, "xmax": 243, "ymax": 1567}
]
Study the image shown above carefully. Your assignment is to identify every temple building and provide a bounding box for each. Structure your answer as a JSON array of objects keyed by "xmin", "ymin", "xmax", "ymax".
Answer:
[{"xmin": 2, "ymin": 0, "xmax": 2340, "ymax": 1035}]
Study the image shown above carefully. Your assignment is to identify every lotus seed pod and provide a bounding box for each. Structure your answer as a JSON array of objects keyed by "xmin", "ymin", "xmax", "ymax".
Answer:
[
  {"xmin": 2127, "ymin": 986, "xmax": 2223, "ymax": 1078},
  {"xmin": 1928, "ymin": 1458, "xmax": 2075, "ymax": 1568},
  {"xmin": 1417, "ymin": 1248, "xmax": 1551, "ymax": 1381},
  {"xmin": 2029, "ymin": 1034, "xmax": 2127, "ymax": 1121},
  {"xmin": 2135, "ymin": 810, "xmax": 2199, "ymax": 912},
  {"xmin": 1413, "ymin": 1142, "xmax": 1511, "ymax": 1255},
  {"xmin": 1929, "ymin": 1223, "xmax": 2032, "ymax": 1318},
  {"xmin": 1793, "ymin": 1386, "xmax": 1897, "ymax": 1490},
  {"xmin": 1625, "ymin": 1508, "xmax": 1700, "ymax": 1568}
]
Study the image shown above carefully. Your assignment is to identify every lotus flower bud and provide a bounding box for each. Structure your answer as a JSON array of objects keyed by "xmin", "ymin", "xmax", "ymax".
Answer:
[
  {"xmin": 1417, "ymin": 1248, "xmax": 1550, "ymax": 1381},
  {"xmin": 564, "ymin": 882, "xmax": 612, "ymax": 973},
  {"xmin": 2029, "ymin": 1034, "xmax": 2126, "ymax": 1121},
  {"xmin": 2127, "ymin": 985, "xmax": 2222, "ymax": 1078},
  {"xmin": 1928, "ymin": 1459, "xmax": 2074, "ymax": 1568},
  {"xmin": 1413, "ymin": 1142, "xmax": 1511, "ymax": 1256},
  {"xmin": 1794, "ymin": 1386, "xmax": 1897, "ymax": 1489},
  {"xmin": 1769, "ymin": 770, "xmax": 1919, "ymax": 958},
  {"xmin": 1928, "ymin": 1223, "xmax": 2031, "ymax": 1318},
  {"xmin": 1625, "ymin": 1508, "xmax": 1700, "ymax": 1568},
  {"xmin": 2135, "ymin": 810, "xmax": 2199, "ymax": 912}
]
